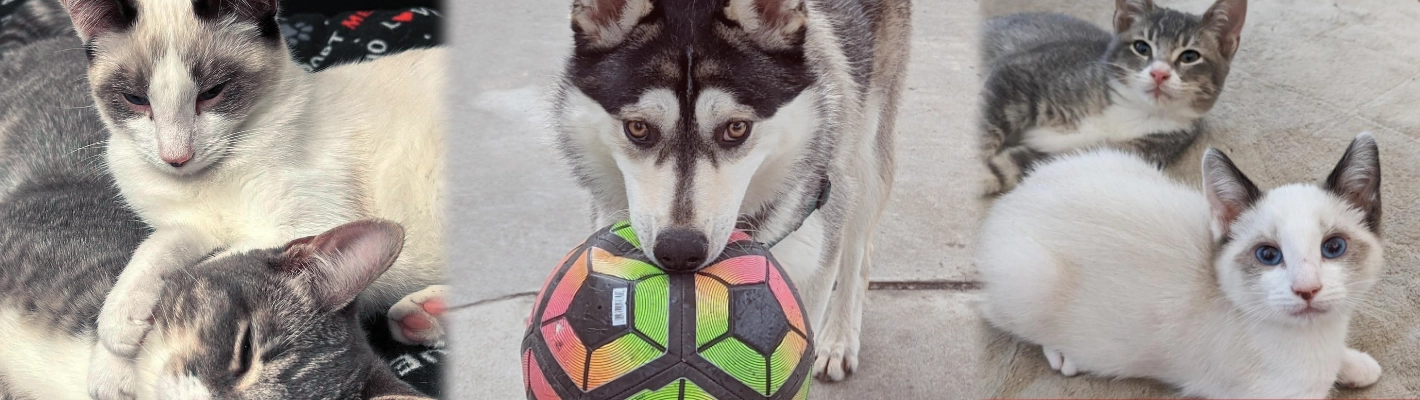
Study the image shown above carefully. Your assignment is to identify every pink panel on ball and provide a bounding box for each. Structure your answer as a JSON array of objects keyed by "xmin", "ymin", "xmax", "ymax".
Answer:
[
  {"xmin": 702, "ymin": 255, "xmax": 768, "ymax": 285},
  {"xmin": 728, "ymin": 230, "xmax": 752, "ymax": 243},
  {"xmin": 542, "ymin": 249, "xmax": 589, "ymax": 323},
  {"xmin": 531, "ymin": 242, "xmax": 586, "ymax": 326},
  {"xmin": 768, "ymin": 265, "xmax": 806, "ymax": 334},
  {"xmin": 541, "ymin": 318, "xmax": 588, "ymax": 390},
  {"xmin": 524, "ymin": 349, "xmax": 562, "ymax": 400}
]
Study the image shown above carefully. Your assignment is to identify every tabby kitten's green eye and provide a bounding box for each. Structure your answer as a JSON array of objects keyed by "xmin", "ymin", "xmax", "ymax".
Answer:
[
  {"xmin": 1179, "ymin": 50, "xmax": 1201, "ymax": 63},
  {"xmin": 1132, "ymin": 40, "xmax": 1152, "ymax": 57}
]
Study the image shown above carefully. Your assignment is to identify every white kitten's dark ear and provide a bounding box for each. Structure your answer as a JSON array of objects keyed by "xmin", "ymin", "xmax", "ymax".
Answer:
[
  {"xmin": 59, "ymin": 0, "xmax": 138, "ymax": 41},
  {"xmin": 1325, "ymin": 132, "xmax": 1382, "ymax": 234},
  {"xmin": 571, "ymin": 0, "xmax": 654, "ymax": 49},
  {"xmin": 192, "ymin": 0, "xmax": 282, "ymax": 41},
  {"xmin": 1201, "ymin": 0, "xmax": 1247, "ymax": 59},
  {"xmin": 724, "ymin": 0, "xmax": 809, "ymax": 50},
  {"xmin": 282, "ymin": 220, "xmax": 405, "ymax": 311},
  {"xmin": 1114, "ymin": 0, "xmax": 1154, "ymax": 33},
  {"xmin": 1202, "ymin": 148, "xmax": 1261, "ymax": 240}
]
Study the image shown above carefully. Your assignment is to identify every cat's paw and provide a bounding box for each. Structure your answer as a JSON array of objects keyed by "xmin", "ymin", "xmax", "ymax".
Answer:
[
  {"xmin": 812, "ymin": 327, "xmax": 860, "ymax": 382},
  {"xmin": 1043, "ymin": 346, "xmax": 1079, "ymax": 377},
  {"xmin": 389, "ymin": 285, "xmax": 449, "ymax": 347},
  {"xmin": 87, "ymin": 345, "xmax": 137, "ymax": 400},
  {"xmin": 1337, "ymin": 348, "xmax": 1381, "ymax": 389},
  {"xmin": 95, "ymin": 283, "xmax": 159, "ymax": 357}
]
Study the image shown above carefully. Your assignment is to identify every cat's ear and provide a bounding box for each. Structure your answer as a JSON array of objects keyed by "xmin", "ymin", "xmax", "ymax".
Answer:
[
  {"xmin": 1201, "ymin": 0, "xmax": 1247, "ymax": 59},
  {"xmin": 725, "ymin": 0, "xmax": 809, "ymax": 49},
  {"xmin": 362, "ymin": 358, "xmax": 431, "ymax": 400},
  {"xmin": 1202, "ymin": 148, "xmax": 1260, "ymax": 240},
  {"xmin": 59, "ymin": 0, "xmax": 138, "ymax": 41},
  {"xmin": 571, "ymin": 0, "xmax": 654, "ymax": 49},
  {"xmin": 1113, "ymin": 0, "xmax": 1154, "ymax": 33},
  {"xmin": 192, "ymin": 0, "xmax": 281, "ymax": 41},
  {"xmin": 282, "ymin": 219, "xmax": 405, "ymax": 311},
  {"xmin": 1325, "ymin": 132, "xmax": 1382, "ymax": 234}
]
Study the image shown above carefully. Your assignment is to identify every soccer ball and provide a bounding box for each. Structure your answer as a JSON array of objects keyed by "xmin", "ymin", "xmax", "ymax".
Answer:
[{"xmin": 522, "ymin": 221, "xmax": 814, "ymax": 399}]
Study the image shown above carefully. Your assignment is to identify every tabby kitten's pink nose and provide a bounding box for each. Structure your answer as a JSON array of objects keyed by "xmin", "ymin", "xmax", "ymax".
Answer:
[{"xmin": 1150, "ymin": 68, "xmax": 1171, "ymax": 84}]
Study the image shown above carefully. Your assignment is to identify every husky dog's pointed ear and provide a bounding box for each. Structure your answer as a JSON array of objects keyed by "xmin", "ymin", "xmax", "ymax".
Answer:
[
  {"xmin": 1202, "ymin": 148, "xmax": 1260, "ymax": 241},
  {"xmin": 725, "ymin": 0, "xmax": 808, "ymax": 50},
  {"xmin": 1113, "ymin": 0, "xmax": 1153, "ymax": 33},
  {"xmin": 1201, "ymin": 0, "xmax": 1247, "ymax": 59},
  {"xmin": 571, "ymin": 0, "xmax": 653, "ymax": 49},
  {"xmin": 282, "ymin": 220, "xmax": 405, "ymax": 311},
  {"xmin": 192, "ymin": 0, "xmax": 282, "ymax": 41},
  {"xmin": 1326, "ymin": 132, "xmax": 1382, "ymax": 234},
  {"xmin": 59, "ymin": 0, "xmax": 138, "ymax": 41}
]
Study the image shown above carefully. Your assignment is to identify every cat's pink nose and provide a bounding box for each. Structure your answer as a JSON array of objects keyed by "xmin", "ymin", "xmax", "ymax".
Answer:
[
  {"xmin": 162, "ymin": 152, "xmax": 192, "ymax": 168},
  {"xmin": 1150, "ymin": 68, "xmax": 1171, "ymax": 84},
  {"xmin": 1293, "ymin": 285, "xmax": 1321, "ymax": 301}
]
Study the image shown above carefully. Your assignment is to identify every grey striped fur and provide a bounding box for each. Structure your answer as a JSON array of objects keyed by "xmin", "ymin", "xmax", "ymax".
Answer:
[{"xmin": 0, "ymin": 0, "xmax": 70, "ymax": 58}]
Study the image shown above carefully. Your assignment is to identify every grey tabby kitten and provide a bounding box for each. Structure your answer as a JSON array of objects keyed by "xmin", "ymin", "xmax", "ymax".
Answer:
[
  {"xmin": 0, "ymin": 0, "xmax": 69, "ymax": 57},
  {"xmin": 0, "ymin": 29, "xmax": 428, "ymax": 400},
  {"xmin": 979, "ymin": 0, "xmax": 1246, "ymax": 194}
]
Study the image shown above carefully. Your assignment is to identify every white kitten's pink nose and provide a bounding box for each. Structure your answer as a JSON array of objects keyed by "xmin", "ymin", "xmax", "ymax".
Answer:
[{"xmin": 1293, "ymin": 284, "xmax": 1322, "ymax": 301}]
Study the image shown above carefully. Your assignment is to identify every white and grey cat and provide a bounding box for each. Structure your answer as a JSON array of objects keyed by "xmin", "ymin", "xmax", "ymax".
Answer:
[
  {"xmin": 53, "ymin": 0, "xmax": 447, "ymax": 397},
  {"xmin": 0, "ymin": 34, "xmax": 427, "ymax": 400},
  {"xmin": 979, "ymin": 0, "xmax": 1247, "ymax": 194},
  {"xmin": 977, "ymin": 133, "xmax": 1385, "ymax": 398}
]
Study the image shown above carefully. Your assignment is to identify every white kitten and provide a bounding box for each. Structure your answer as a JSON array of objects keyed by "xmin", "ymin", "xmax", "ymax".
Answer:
[
  {"xmin": 977, "ymin": 133, "xmax": 1384, "ymax": 398},
  {"xmin": 58, "ymin": 0, "xmax": 446, "ymax": 398}
]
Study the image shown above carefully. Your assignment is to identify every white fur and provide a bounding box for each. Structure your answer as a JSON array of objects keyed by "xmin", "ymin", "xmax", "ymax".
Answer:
[
  {"xmin": 1023, "ymin": 97, "xmax": 1194, "ymax": 154},
  {"xmin": 0, "ymin": 308, "xmax": 92, "ymax": 399},
  {"xmin": 978, "ymin": 149, "xmax": 1383, "ymax": 398}
]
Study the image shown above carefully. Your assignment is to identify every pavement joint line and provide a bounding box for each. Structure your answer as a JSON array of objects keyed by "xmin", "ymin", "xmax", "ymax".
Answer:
[{"xmin": 453, "ymin": 279, "xmax": 984, "ymax": 309}]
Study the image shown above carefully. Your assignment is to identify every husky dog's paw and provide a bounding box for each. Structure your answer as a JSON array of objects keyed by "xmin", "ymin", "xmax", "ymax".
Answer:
[
  {"xmin": 389, "ymin": 285, "xmax": 449, "ymax": 347},
  {"xmin": 1043, "ymin": 346, "xmax": 1079, "ymax": 377},
  {"xmin": 1337, "ymin": 348, "xmax": 1381, "ymax": 389},
  {"xmin": 812, "ymin": 327, "xmax": 860, "ymax": 382},
  {"xmin": 88, "ymin": 346, "xmax": 137, "ymax": 400},
  {"xmin": 95, "ymin": 283, "xmax": 159, "ymax": 357}
]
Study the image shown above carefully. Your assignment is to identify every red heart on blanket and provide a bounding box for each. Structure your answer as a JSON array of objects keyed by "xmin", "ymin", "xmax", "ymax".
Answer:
[{"xmin": 391, "ymin": 11, "xmax": 414, "ymax": 23}]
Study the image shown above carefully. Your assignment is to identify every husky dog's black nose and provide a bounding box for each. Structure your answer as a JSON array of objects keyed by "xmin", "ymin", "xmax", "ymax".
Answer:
[{"xmin": 653, "ymin": 229, "xmax": 709, "ymax": 271}]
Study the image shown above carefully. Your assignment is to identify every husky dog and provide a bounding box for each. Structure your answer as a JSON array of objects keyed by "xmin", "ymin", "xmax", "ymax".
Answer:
[
  {"xmin": 552, "ymin": 0, "xmax": 911, "ymax": 381},
  {"xmin": 53, "ymin": 0, "xmax": 446, "ymax": 397},
  {"xmin": 977, "ymin": 134, "xmax": 1383, "ymax": 397}
]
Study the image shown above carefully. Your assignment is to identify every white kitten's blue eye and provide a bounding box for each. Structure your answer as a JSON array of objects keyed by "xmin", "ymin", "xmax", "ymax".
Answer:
[
  {"xmin": 1322, "ymin": 236, "xmax": 1347, "ymax": 259},
  {"xmin": 1255, "ymin": 245, "xmax": 1283, "ymax": 265},
  {"xmin": 1132, "ymin": 40, "xmax": 1152, "ymax": 57}
]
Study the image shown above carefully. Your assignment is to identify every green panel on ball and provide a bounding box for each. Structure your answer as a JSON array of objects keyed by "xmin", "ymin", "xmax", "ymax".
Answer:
[
  {"xmin": 768, "ymin": 332, "xmax": 808, "ymax": 395},
  {"xmin": 611, "ymin": 220, "xmax": 642, "ymax": 249},
  {"xmin": 694, "ymin": 275, "xmax": 729, "ymax": 347},
  {"xmin": 627, "ymin": 379, "xmax": 718, "ymax": 400},
  {"xmin": 701, "ymin": 338, "xmax": 770, "ymax": 395},
  {"xmin": 634, "ymin": 274, "xmax": 670, "ymax": 347},
  {"xmin": 792, "ymin": 376, "xmax": 811, "ymax": 400},
  {"xmin": 591, "ymin": 247, "xmax": 663, "ymax": 281}
]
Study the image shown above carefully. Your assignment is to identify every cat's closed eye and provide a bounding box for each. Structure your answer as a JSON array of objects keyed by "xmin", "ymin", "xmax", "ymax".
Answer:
[
  {"xmin": 122, "ymin": 93, "xmax": 149, "ymax": 106},
  {"xmin": 231, "ymin": 321, "xmax": 255, "ymax": 378},
  {"xmin": 198, "ymin": 82, "xmax": 226, "ymax": 102}
]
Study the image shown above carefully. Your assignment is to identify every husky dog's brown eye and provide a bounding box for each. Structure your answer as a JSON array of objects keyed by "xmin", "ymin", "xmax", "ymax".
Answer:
[
  {"xmin": 122, "ymin": 93, "xmax": 149, "ymax": 106},
  {"xmin": 624, "ymin": 120, "xmax": 658, "ymax": 145},
  {"xmin": 718, "ymin": 120, "xmax": 753, "ymax": 145},
  {"xmin": 198, "ymin": 82, "xmax": 226, "ymax": 101}
]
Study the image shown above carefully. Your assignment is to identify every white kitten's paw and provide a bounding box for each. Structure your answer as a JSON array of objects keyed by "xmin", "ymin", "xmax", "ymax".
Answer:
[
  {"xmin": 95, "ymin": 284, "xmax": 159, "ymax": 357},
  {"xmin": 389, "ymin": 285, "xmax": 449, "ymax": 347},
  {"xmin": 1043, "ymin": 346, "xmax": 1079, "ymax": 377},
  {"xmin": 1337, "ymin": 348, "xmax": 1381, "ymax": 389},
  {"xmin": 87, "ymin": 345, "xmax": 137, "ymax": 400}
]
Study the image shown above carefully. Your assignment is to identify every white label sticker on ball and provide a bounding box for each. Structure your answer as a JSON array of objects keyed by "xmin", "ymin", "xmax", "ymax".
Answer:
[{"xmin": 611, "ymin": 287, "xmax": 628, "ymax": 326}]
